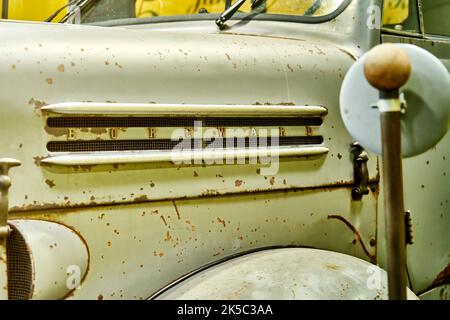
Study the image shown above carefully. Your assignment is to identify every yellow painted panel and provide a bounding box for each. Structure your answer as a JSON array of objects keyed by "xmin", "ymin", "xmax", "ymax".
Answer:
[
  {"xmin": 7, "ymin": 0, "xmax": 67, "ymax": 22},
  {"xmin": 135, "ymin": 0, "xmax": 343, "ymax": 18},
  {"xmin": 383, "ymin": 0, "xmax": 409, "ymax": 25},
  {"xmin": 265, "ymin": 0, "xmax": 341, "ymax": 16}
]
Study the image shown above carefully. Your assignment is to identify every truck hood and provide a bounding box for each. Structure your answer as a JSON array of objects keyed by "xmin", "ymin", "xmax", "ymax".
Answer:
[{"xmin": 0, "ymin": 21, "xmax": 377, "ymax": 210}]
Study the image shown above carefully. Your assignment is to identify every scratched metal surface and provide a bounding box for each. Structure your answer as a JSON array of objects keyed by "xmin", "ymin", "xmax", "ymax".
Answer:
[
  {"xmin": 0, "ymin": 0, "xmax": 384, "ymax": 300},
  {"xmin": 156, "ymin": 248, "xmax": 418, "ymax": 300},
  {"xmin": 11, "ymin": 186, "xmax": 378, "ymax": 300},
  {"xmin": 0, "ymin": 20, "xmax": 379, "ymax": 212}
]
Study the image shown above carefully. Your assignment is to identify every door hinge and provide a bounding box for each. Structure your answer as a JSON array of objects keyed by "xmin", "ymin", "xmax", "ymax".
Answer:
[{"xmin": 351, "ymin": 142, "xmax": 370, "ymax": 201}]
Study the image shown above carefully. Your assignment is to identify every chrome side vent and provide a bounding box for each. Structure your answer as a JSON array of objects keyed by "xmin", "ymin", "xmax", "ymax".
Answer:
[
  {"xmin": 41, "ymin": 102, "xmax": 328, "ymax": 166},
  {"xmin": 47, "ymin": 136, "xmax": 324, "ymax": 153},
  {"xmin": 47, "ymin": 116, "xmax": 323, "ymax": 128}
]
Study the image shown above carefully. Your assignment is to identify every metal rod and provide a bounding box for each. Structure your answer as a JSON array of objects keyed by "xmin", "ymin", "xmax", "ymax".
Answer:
[{"xmin": 380, "ymin": 111, "xmax": 407, "ymax": 300}]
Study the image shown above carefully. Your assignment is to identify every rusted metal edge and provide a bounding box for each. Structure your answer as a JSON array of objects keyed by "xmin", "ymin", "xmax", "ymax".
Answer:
[
  {"xmin": 41, "ymin": 102, "xmax": 328, "ymax": 117},
  {"xmin": 418, "ymin": 264, "xmax": 450, "ymax": 295},
  {"xmin": 9, "ymin": 179, "xmax": 379, "ymax": 215},
  {"xmin": 327, "ymin": 215, "xmax": 376, "ymax": 262},
  {"xmin": 40, "ymin": 146, "xmax": 329, "ymax": 166}
]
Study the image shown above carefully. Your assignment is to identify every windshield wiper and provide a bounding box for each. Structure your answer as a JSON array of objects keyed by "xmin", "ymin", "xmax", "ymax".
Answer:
[
  {"xmin": 45, "ymin": 0, "xmax": 98, "ymax": 23},
  {"xmin": 216, "ymin": 0, "xmax": 263, "ymax": 29},
  {"xmin": 44, "ymin": 0, "xmax": 76, "ymax": 22}
]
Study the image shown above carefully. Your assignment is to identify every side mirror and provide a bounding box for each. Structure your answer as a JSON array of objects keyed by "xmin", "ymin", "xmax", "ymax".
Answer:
[
  {"xmin": 340, "ymin": 43, "xmax": 450, "ymax": 300},
  {"xmin": 340, "ymin": 44, "xmax": 450, "ymax": 157}
]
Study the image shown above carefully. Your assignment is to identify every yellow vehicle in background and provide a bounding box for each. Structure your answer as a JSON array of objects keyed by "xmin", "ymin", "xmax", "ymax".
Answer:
[
  {"xmin": 0, "ymin": 0, "xmax": 66, "ymax": 21},
  {"xmin": 2, "ymin": 0, "xmax": 405, "ymax": 23}
]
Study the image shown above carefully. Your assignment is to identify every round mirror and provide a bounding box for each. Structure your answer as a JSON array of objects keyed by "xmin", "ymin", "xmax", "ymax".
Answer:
[{"xmin": 340, "ymin": 44, "xmax": 450, "ymax": 157}]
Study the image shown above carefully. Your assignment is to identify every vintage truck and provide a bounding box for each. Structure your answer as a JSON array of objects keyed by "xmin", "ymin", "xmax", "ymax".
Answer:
[{"xmin": 0, "ymin": 0, "xmax": 448, "ymax": 300}]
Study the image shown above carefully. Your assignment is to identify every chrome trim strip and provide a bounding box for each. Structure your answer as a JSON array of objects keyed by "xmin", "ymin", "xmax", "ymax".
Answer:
[
  {"xmin": 41, "ymin": 102, "xmax": 328, "ymax": 117},
  {"xmin": 41, "ymin": 146, "xmax": 329, "ymax": 166}
]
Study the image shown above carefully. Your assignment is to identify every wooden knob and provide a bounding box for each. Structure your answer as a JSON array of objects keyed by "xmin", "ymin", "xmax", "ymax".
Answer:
[{"xmin": 364, "ymin": 44, "xmax": 411, "ymax": 91}]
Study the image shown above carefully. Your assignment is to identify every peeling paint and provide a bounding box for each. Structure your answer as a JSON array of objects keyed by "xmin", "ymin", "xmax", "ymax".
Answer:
[
  {"xmin": 217, "ymin": 217, "xmax": 226, "ymax": 228},
  {"xmin": 45, "ymin": 179, "xmax": 56, "ymax": 188}
]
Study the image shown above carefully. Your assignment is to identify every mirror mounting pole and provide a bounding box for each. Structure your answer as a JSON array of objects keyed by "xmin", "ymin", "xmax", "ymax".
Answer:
[{"xmin": 364, "ymin": 44, "xmax": 411, "ymax": 300}]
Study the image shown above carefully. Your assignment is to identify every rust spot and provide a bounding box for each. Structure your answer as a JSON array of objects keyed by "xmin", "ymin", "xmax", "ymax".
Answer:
[
  {"xmin": 11, "ymin": 64, "xmax": 16, "ymax": 70},
  {"xmin": 45, "ymin": 179, "xmax": 56, "ymax": 188},
  {"xmin": 172, "ymin": 201, "xmax": 181, "ymax": 219},
  {"xmin": 202, "ymin": 189, "xmax": 220, "ymax": 196},
  {"xmin": 217, "ymin": 217, "xmax": 226, "ymax": 227},
  {"xmin": 44, "ymin": 126, "xmax": 66, "ymax": 137},
  {"xmin": 430, "ymin": 264, "xmax": 450, "ymax": 289},
  {"xmin": 193, "ymin": 171, "xmax": 199, "ymax": 177},
  {"xmin": 46, "ymin": 78, "xmax": 53, "ymax": 85},
  {"xmin": 115, "ymin": 62, "xmax": 123, "ymax": 69},
  {"xmin": 134, "ymin": 195, "xmax": 149, "ymax": 202},
  {"xmin": 160, "ymin": 216, "xmax": 168, "ymax": 226},
  {"xmin": 164, "ymin": 231, "xmax": 172, "ymax": 242},
  {"xmin": 57, "ymin": 64, "xmax": 65, "ymax": 72},
  {"xmin": 70, "ymin": 62, "xmax": 75, "ymax": 67},
  {"xmin": 235, "ymin": 180, "xmax": 243, "ymax": 187},
  {"xmin": 28, "ymin": 98, "xmax": 47, "ymax": 115},
  {"xmin": 107, "ymin": 241, "xmax": 112, "ymax": 247},
  {"xmin": 150, "ymin": 182, "xmax": 155, "ymax": 188},
  {"xmin": 225, "ymin": 53, "xmax": 231, "ymax": 61},
  {"xmin": 337, "ymin": 153, "xmax": 342, "ymax": 160},
  {"xmin": 97, "ymin": 294, "xmax": 104, "ymax": 300},
  {"xmin": 105, "ymin": 61, "xmax": 110, "ymax": 65},
  {"xmin": 287, "ymin": 64, "xmax": 294, "ymax": 72},
  {"xmin": 33, "ymin": 156, "xmax": 45, "ymax": 166},
  {"xmin": 324, "ymin": 263, "xmax": 340, "ymax": 271},
  {"xmin": 269, "ymin": 177, "xmax": 275, "ymax": 186},
  {"xmin": 153, "ymin": 251, "xmax": 164, "ymax": 257}
]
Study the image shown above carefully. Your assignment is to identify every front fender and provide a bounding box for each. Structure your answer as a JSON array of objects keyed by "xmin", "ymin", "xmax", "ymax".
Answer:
[{"xmin": 153, "ymin": 247, "xmax": 418, "ymax": 300}]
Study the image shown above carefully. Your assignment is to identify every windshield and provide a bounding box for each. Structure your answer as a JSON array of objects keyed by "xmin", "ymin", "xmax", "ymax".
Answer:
[
  {"xmin": 135, "ymin": 0, "xmax": 345, "ymax": 18},
  {"xmin": 78, "ymin": 0, "xmax": 346, "ymax": 24}
]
